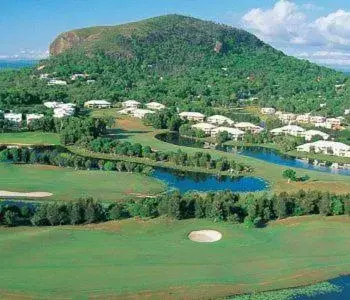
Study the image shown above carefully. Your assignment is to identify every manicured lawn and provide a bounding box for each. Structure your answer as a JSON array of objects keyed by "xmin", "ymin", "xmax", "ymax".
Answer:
[
  {"xmin": 0, "ymin": 131, "xmax": 60, "ymax": 145},
  {"xmin": 107, "ymin": 115, "xmax": 350, "ymax": 194},
  {"xmin": 1, "ymin": 216, "xmax": 350, "ymax": 299},
  {"xmin": 0, "ymin": 163, "xmax": 165, "ymax": 201}
]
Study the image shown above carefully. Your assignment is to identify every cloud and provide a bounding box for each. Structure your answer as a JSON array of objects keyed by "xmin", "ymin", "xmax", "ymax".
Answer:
[
  {"xmin": 242, "ymin": 0, "xmax": 307, "ymax": 43},
  {"xmin": 0, "ymin": 49, "xmax": 49, "ymax": 60},
  {"xmin": 296, "ymin": 50, "xmax": 350, "ymax": 68}
]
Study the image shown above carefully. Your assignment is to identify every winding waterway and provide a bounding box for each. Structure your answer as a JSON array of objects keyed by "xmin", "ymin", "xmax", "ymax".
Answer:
[{"xmin": 156, "ymin": 132, "xmax": 350, "ymax": 176}]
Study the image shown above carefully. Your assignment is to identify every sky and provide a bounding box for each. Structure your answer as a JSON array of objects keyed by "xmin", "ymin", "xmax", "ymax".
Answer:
[{"xmin": 1, "ymin": 0, "xmax": 350, "ymax": 70}]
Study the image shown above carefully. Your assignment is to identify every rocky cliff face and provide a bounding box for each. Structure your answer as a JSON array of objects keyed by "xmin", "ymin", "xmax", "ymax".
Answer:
[{"xmin": 49, "ymin": 31, "xmax": 82, "ymax": 56}]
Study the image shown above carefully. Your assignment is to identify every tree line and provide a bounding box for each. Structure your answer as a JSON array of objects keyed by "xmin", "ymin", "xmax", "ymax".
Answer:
[
  {"xmin": 88, "ymin": 137, "xmax": 253, "ymax": 173},
  {"xmin": 1, "ymin": 190, "xmax": 349, "ymax": 227}
]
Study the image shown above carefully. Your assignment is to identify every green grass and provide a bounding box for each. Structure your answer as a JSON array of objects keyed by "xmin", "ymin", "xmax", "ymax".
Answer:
[
  {"xmin": 0, "ymin": 163, "xmax": 165, "ymax": 202},
  {"xmin": 1, "ymin": 216, "xmax": 350, "ymax": 299},
  {"xmin": 0, "ymin": 131, "xmax": 60, "ymax": 145}
]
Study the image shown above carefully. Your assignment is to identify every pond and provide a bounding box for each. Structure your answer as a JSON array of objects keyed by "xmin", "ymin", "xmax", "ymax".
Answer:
[
  {"xmin": 156, "ymin": 132, "xmax": 350, "ymax": 176},
  {"xmin": 152, "ymin": 168, "xmax": 268, "ymax": 193},
  {"xmin": 295, "ymin": 276, "xmax": 350, "ymax": 299}
]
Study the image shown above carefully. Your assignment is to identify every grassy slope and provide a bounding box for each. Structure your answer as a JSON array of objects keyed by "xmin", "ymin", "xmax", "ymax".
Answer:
[
  {"xmin": 91, "ymin": 114, "xmax": 350, "ymax": 194},
  {"xmin": 0, "ymin": 216, "xmax": 350, "ymax": 299},
  {"xmin": 0, "ymin": 132, "xmax": 60, "ymax": 145},
  {"xmin": 0, "ymin": 163, "xmax": 165, "ymax": 201}
]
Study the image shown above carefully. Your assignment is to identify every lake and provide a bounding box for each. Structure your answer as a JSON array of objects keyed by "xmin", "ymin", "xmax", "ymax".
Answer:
[
  {"xmin": 157, "ymin": 132, "xmax": 350, "ymax": 176},
  {"xmin": 152, "ymin": 168, "xmax": 268, "ymax": 193}
]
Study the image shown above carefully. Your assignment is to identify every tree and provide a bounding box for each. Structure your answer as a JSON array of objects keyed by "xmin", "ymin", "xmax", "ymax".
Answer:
[
  {"xmin": 4, "ymin": 210, "xmax": 18, "ymax": 227},
  {"xmin": 216, "ymin": 131, "xmax": 229, "ymax": 144},
  {"xmin": 282, "ymin": 169, "xmax": 297, "ymax": 182}
]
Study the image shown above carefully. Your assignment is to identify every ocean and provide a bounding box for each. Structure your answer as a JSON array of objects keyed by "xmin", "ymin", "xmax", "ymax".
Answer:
[{"xmin": 0, "ymin": 60, "xmax": 38, "ymax": 70}]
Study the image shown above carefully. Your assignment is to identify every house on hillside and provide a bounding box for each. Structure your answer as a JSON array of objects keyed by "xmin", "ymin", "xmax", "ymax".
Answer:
[
  {"xmin": 53, "ymin": 104, "xmax": 76, "ymax": 118},
  {"xmin": 131, "ymin": 109, "xmax": 155, "ymax": 119},
  {"xmin": 191, "ymin": 123, "xmax": 217, "ymax": 135},
  {"xmin": 71, "ymin": 74, "xmax": 88, "ymax": 80},
  {"xmin": 179, "ymin": 112, "xmax": 205, "ymax": 122},
  {"xmin": 326, "ymin": 118, "xmax": 342, "ymax": 129},
  {"xmin": 145, "ymin": 102, "xmax": 165, "ymax": 110},
  {"xmin": 345, "ymin": 109, "xmax": 350, "ymax": 115},
  {"xmin": 26, "ymin": 114, "xmax": 44, "ymax": 125},
  {"xmin": 207, "ymin": 115, "xmax": 234, "ymax": 126},
  {"xmin": 297, "ymin": 141, "xmax": 350, "ymax": 157},
  {"xmin": 278, "ymin": 113, "xmax": 297, "ymax": 124},
  {"xmin": 302, "ymin": 130, "xmax": 329, "ymax": 141},
  {"xmin": 309, "ymin": 116, "xmax": 326, "ymax": 124},
  {"xmin": 211, "ymin": 127, "xmax": 245, "ymax": 141},
  {"xmin": 4, "ymin": 113, "xmax": 22, "ymax": 124},
  {"xmin": 261, "ymin": 107, "xmax": 276, "ymax": 115},
  {"xmin": 235, "ymin": 122, "xmax": 264, "ymax": 134},
  {"xmin": 296, "ymin": 114, "xmax": 310, "ymax": 124},
  {"xmin": 47, "ymin": 79, "xmax": 67, "ymax": 86},
  {"xmin": 122, "ymin": 100, "xmax": 141, "ymax": 109},
  {"xmin": 270, "ymin": 125, "xmax": 305, "ymax": 137},
  {"xmin": 84, "ymin": 100, "xmax": 111, "ymax": 109},
  {"xmin": 43, "ymin": 101, "xmax": 63, "ymax": 109}
]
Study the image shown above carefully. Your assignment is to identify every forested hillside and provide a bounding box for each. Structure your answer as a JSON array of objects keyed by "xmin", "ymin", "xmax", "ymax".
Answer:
[{"xmin": 1, "ymin": 14, "xmax": 349, "ymax": 114}]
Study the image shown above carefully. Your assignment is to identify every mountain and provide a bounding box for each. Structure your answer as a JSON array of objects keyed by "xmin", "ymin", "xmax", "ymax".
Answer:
[{"xmin": 2, "ymin": 15, "xmax": 349, "ymax": 114}]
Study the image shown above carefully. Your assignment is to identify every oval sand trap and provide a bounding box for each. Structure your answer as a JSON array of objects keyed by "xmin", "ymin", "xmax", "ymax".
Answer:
[
  {"xmin": 188, "ymin": 230, "xmax": 222, "ymax": 243},
  {"xmin": 0, "ymin": 191, "xmax": 53, "ymax": 198}
]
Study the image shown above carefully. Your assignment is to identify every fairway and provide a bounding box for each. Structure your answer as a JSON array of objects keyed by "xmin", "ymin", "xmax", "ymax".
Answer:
[
  {"xmin": 0, "ymin": 163, "xmax": 165, "ymax": 201},
  {"xmin": 1, "ymin": 216, "xmax": 350, "ymax": 299},
  {"xmin": 0, "ymin": 132, "xmax": 60, "ymax": 145}
]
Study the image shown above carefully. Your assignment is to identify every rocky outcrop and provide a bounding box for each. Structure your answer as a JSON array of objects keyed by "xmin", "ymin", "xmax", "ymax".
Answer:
[{"xmin": 49, "ymin": 31, "xmax": 82, "ymax": 56}]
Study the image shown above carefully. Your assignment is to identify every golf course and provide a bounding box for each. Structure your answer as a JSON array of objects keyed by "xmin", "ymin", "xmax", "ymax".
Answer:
[{"xmin": 1, "ymin": 216, "xmax": 350, "ymax": 299}]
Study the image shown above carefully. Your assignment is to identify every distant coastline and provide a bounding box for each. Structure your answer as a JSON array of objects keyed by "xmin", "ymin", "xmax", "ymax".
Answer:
[{"xmin": 0, "ymin": 60, "xmax": 38, "ymax": 70}]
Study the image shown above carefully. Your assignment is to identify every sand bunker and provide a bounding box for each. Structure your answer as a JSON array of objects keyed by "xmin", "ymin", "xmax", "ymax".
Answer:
[
  {"xmin": 188, "ymin": 230, "xmax": 222, "ymax": 243},
  {"xmin": 0, "ymin": 191, "xmax": 53, "ymax": 198}
]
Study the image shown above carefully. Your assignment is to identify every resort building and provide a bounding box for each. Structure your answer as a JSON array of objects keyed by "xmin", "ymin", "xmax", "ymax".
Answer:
[
  {"xmin": 278, "ymin": 113, "xmax": 297, "ymax": 124},
  {"xmin": 297, "ymin": 141, "xmax": 350, "ymax": 157},
  {"xmin": 235, "ymin": 122, "xmax": 264, "ymax": 134},
  {"xmin": 122, "ymin": 100, "xmax": 141, "ymax": 109},
  {"xmin": 296, "ymin": 114, "xmax": 310, "ymax": 124},
  {"xmin": 145, "ymin": 102, "xmax": 165, "ymax": 110},
  {"xmin": 26, "ymin": 114, "xmax": 44, "ymax": 125},
  {"xmin": 270, "ymin": 125, "xmax": 306, "ymax": 137},
  {"xmin": 71, "ymin": 74, "xmax": 87, "ymax": 80},
  {"xmin": 191, "ymin": 122, "xmax": 217, "ymax": 135},
  {"xmin": 309, "ymin": 116, "xmax": 326, "ymax": 124},
  {"xmin": 86, "ymin": 79, "xmax": 96, "ymax": 84},
  {"xmin": 4, "ymin": 113, "xmax": 22, "ymax": 124},
  {"xmin": 179, "ymin": 112, "xmax": 205, "ymax": 122},
  {"xmin": 302, "ymin": 130, "xmax": 329, "ymax": 141},
  {"xmin": 207, "ymin": 115, "xmax": 234, "ymax": 126},
  {"xmin": 345, "ymin": 109, "xmax": 350, "ymax": 115},
  {"xmin": 261, "ymin": 107, "xmax": 276, "ymax": 115},
  {"xmin": 43, "ymin": 101, "xmax": 63, "ymax": 109},
  {"xmin": 53, "ymin": 103, "xmax": 76, "ymax": 118},
  {"xmin": 131, "ymin": 109, "xmax": 155, "ymax": 119},
  {"xmin": 47, "ymin": 79, "xmax": 67, "ymax": 86},
  {"xmin": 84, "ymin": 100, "xmax": 111, "ymax": 109},
  {"xmin": 39, "ymin": 74, "xmax": 49, "ymax": 80},
  {"xmin": 211, "ymin": 127, "xmax": 245, "ymax": 141},
  {"xmin": 326, "ymin": 118, "xmax": 342, "ymax": 129}
]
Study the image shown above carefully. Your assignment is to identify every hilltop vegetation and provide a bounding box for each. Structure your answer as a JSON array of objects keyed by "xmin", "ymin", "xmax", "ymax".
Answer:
[{"xmin": 0, "ymin": 15, "xmax": 349, "ymax": 115}]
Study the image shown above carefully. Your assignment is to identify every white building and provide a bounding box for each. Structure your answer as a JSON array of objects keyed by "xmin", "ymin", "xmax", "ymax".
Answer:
[
  {"xmin": 131, "ymin": 109, "xmax": 155, "ymax": 119},
  {"xmin": 179, "ymin": 112, "xmax": 205, "ymax": 122},
  {"xmin": 122, "ymin": 100, "xmax": 141, "ymax": 109},
  {"xmin": 270, "ymin": 125, "xmax": 306, "ymax": 137},
  {"xmin": 211, "ymin": 127, "xmax": 245, "ymax": 141},
  {"xmin": 296, "ymin": 114, "xmax": 310, "ymax": 124},
  {"xmin": 4, "ymin": 113, "xmax": 22, "ymax": 124},
  {"xmin": 302, "ymin": 130, "xmax": 329, "ymax": 141},
  {"xmin": 326, "ymin": 118, "xmax": 341, "ymax": 129},
  {"xmin": 310, "ymin": 116, "xmax": 326, "ymax": 124},
  {"xmin": 278, "ymin": 113, "xmax": 297, "ymax": 124},
  {"xmin": 261, "ymin": 107, "xmax": 276, "ymax": 115},
  {"xmin": 297, "ymin": 141, "xmax": 350, "ymax": 157},
  {"xmin": 47, "ymin": 79, "xmax": 67, "ymax": 86},
  {"xmin": 43, "ymin": 101, "xmax": 63, "ymax": 109},
  {"xmin": 86, "ymin": 79, "xmax": 96, "ymax": 84},
  {"xmin": 71, "ymin": 74, "xmax": 87, "ymax": 80},
  {"xmin": 84, "ymin": 100, "xmax": 111, "ymax": 109},
  {"xmin": 26, "ymin": 114, "xmax": 44, "ymax": 125},
  {"xmin": 345, "ymin": 109, "xmax": 350, "ymax": 115},
  {"xmin": 39, "ymin": 73, "xmax": 50, "ymax": 80},
  {"xmin": 191, "ymin": 122, "xmax": 217, "ymax": 135},
  {"xmin": 235, "ymin": 122, "xmax": 264, "ymax": 134},
  {"xmin": 145, "ymin": 102, "xmax": 165, "ymax": 110},
  {"xmin": 207, "ymin": 115, "xmax": 234, "ymax": 126},
  {"xmin": 53, "ymin": 104, "xmax": 76, "ymax": 118}
]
